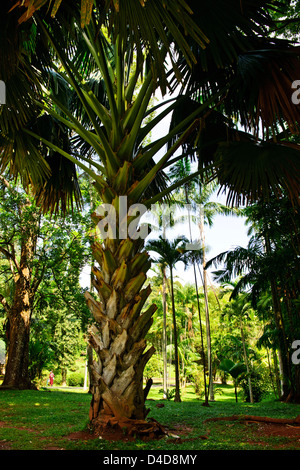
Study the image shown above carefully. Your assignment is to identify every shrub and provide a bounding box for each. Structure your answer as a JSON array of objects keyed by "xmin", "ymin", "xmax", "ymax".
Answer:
[
  {"xmin": 159, "ymin": 388, "xmax": 176, "ymax": 400},
  {"xmin": 144, "ymin": 354, "xmax": 163, "ymax": 382},
  {"xmin": 193, "ymin": 370, "xmax": 205, "ymax": 398},
  {"xmin": 240, "ymin": 370, "xmax": 268, "ymax": 402},
  {"xmin": 67, "ymin": 371, "xmax": 84, "ymax": 387}
]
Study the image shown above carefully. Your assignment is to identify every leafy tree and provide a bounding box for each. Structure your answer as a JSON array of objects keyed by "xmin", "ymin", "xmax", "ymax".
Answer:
[
  {"xmin": 0, "ymin": 176, "xmax": 44, "ymax": 388},
  {"xmin": 32, "ymin": 306, "xmax": 83, "ymax": 385},
  {"xmin": 174, "ymin": 282, "xmax": 204, "ymax": 388},
  {"xmin": 0, "ymin": 176, "xmax": 91, "ymax": 388},
  {"xmin": 219, "ymin": 358, "xmax": 247, "ymax": 403},
  {"xmin": 221, "ymin": 288, "xmax": 256, "ymax": 403}
]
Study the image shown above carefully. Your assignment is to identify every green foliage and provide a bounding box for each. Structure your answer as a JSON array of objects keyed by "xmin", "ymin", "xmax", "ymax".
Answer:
[
  {"xmin": 219, "ymin": 359, "xmax": 247, "ymax": 380},
  {"xmin": 0, "ymin": 175, "xmax": 94, "ymax": 386},
  {"xmin": 193, "ymin": 370, "xmax": 205, "ymax": 398},
  {"xmin": 28, "ymin": 339, "xmax": 55, "ymax": 383},
  {"xmin": 67, "ymin": 371, "xmax": 85, "ymax": 387},
  {"xmin": 1, "ymin": 0, "xmax": 300, "ymax": 411},
  {"xmin": 240, "ymin": 370, "xmax": 269, "ymax": 403},
  {"xmin": 159, "ymin": 388, "xmax": 176, "ymax": 401},
  {"xmin": 144, "ymin": 354, "xmax": 163, "ymax": 381}
]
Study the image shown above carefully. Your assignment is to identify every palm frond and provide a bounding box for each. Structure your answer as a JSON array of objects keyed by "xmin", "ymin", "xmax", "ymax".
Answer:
[
  {"xmin": 0, "ymin": 127, "xmax": 51, "ymax": 189},
  {"xmin": 215, "ymin": 141, "xmax": 300, "ymax": 206},
  {"xmin": 33, "ymin": 151, "xmax": 82, "ymax": 214},
  {"xmin": 29, "ymin": 113, "xmax": 82, "ymax": 214},
  {"xmin": 226, "ymin": 48, "xmax": 300, "ymax": 136},
  {"xmin": 169, "ymin": 0, "xmax": 276, "ymax": 91},
  {"xmin": 11, "ymin": 0, "xmax": 210, "ymax": 93}
]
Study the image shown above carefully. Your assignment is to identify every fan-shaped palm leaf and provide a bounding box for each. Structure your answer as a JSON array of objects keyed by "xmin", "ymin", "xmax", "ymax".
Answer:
[
  {"xmin": 215, "ymin": 141, "xmax": 300, "ymax": 206},
  {"xmin": 11, "ymin": 0, "xmax": 210, "ymax": 92}
]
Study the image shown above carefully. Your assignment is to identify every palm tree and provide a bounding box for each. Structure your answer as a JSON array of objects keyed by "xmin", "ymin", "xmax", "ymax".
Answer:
[
  {"xmin": 207, "ymin": 193, "xmax": 300, "ymax": 402},
  {"xmin": 219, "ymin": 358, "xmax": 247, "ymax": 403},
  {"xmin": 2, "ymin": 0, "xmax": 300, "ymax": 433},
  {"xmin": 147, "ymin": 203, "xmax": 179, "ymax": 399},
  {"xmin": 174, "ymin": 282, "xmax": 205, "ymax": 389},
  {"xmin": 169, "ymin": 158, "xmax": 240, "ymax": 401},
  {"xmin": 19, "ymin": 11, "xmax": 215, "ymax": 432},
  {"xmin": 0, "ymin": 0, "xmax": 215, "ymax": 434},
  {"xmin": 146, "ymin": 236, "xmax": 190, "ymax": 402},
  {"xmin": 222, "ymin": 287, "xmax": 255, "ymax": 404}
]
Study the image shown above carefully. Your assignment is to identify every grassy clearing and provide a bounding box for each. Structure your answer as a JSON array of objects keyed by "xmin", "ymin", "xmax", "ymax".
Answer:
[{"xmin": 0, "ymin": 385, "xmax": 300, "ymax": 451}]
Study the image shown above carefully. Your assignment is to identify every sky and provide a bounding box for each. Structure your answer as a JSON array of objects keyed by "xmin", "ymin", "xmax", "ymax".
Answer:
[
  {"xmin": 144, "ymin": 192, "xmax": 250, "ymax": 286},
  {"xmin": 79, "ymin": 203, "xmax": 250, "ymax": 288}
]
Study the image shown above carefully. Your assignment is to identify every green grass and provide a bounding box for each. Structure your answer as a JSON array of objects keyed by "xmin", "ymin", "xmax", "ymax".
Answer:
[{"xmin": 0, "ymin": 385, "xmax": 300, "ymax": 450}]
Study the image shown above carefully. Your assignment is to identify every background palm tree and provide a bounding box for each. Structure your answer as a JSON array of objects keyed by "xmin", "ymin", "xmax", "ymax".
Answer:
[
  {"xmin": 207, "ymin": 194, "xmax": 300, "ymax": 402},
  {"xmin": 221, "ymin": 285, "xmax": 255, "ymax": 404},
  {"xmin": 146, "ymin": 203, "xmax": 180, "ymax": 399},
  {"xmin": 146, "ymin": 236, "xmax": 190, "ymax": 402},
  {"xmin": 169, "ymin": 158, "xmax": 240, "ymax": 400}
]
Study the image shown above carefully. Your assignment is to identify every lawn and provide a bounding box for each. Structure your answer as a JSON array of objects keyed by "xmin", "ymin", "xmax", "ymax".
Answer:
[{"xmin": 0, "ymin": 384, "xmax": 300, "ymax": 451}]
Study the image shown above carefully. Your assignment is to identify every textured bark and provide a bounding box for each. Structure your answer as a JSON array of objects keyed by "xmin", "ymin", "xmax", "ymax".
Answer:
[
  {"xmin": 0, "ymin": 190, "xmax": 39, "ymax": 390},
  {"xmin": 2, "ymin": 262, "xmax": 34, "ymax": 389},
  {"xmin": 86, "ymin": 225, "xmax": 161, "ymax": 435}
]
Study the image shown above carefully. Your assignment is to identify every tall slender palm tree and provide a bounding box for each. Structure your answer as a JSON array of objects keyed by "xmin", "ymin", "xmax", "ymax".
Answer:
[
  {"xmin": 222, "ymin": 285, "xmax": 254, "ymax": 404},
  {"xmin": 146, "ymin": 236, "xmax": 190, "ymax": 402},
  {"xmin": 147, "ymin": 203, "xmax": 179, "ymax": 399},
  {"xmin": 169, "ymin": 158, "xmax": 240, "ymax": 401}
]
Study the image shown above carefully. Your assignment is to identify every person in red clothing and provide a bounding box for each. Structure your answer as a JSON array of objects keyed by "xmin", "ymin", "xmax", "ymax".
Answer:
[{"xmin": 49, "ymin": 371, "xmax": 54, "ymax": 386}]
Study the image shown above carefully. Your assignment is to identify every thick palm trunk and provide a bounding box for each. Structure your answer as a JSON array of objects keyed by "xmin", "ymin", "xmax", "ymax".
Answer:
[{"xmin": 85, "ymin": 227, "xmax": 164, "ymax": 436}]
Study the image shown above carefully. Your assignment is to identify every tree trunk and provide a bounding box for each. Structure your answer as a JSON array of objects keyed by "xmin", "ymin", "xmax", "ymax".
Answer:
[
  {"xmin": 162, "ymin": 266, "xmax": 168, "ymax": 399},
  {"xmin": 199, "ymin": 212, "xmax": 214, "ymax": 401},
  {"xmin": 85, "ymin": 228, "xmax": 164, "ymax": 436},
  {"xmin": 193, "ymin": 262, "xmax": 209, "ymax": 406},
  {"xmin": 264, "ymin": 232, "xmax": 291, "ymax": 399},
  {"xmin": 234, "ymin": 379, "xmax": 238, "ymax": 403},
  {"xmin": 185, "ymin": 191, "xmax": 208, "ymax": 405},
  {"xmin": 169, "ymin": 267, "xmax": 181, "ymax": 402},
  {"xmin": 0, "ymin": 187, "xmax": 39, "ymax": 390},
  {"xmin": 2, "ymin": 275, "xmax": 33, "ymax": 389},
  {"xmin": 61, "ymin": 369, "xmax": 67, "ymax": 386},
  {"xmin": 272, "ymin": 349, "xmax": 281, "ymax": 399},
  {"xmin": 240, "ymin": 319, "xmax": 253, "ymax": 403}
]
